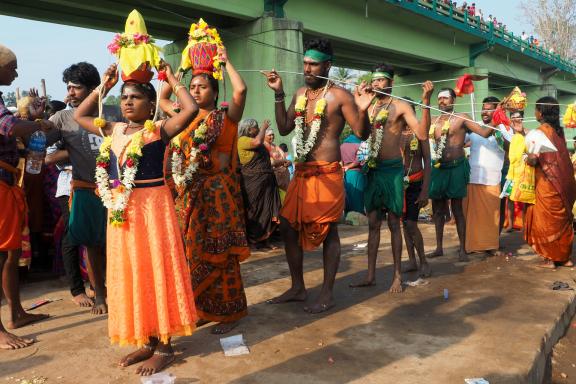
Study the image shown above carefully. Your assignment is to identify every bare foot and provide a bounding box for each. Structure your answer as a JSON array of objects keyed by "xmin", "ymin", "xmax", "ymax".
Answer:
[
  {"xmin": 401, "ymin": 261, "xmax": 418, "ymax": 273},
  {"xmin": 349, "ymin": 279, "xmax": 375, "ymax": 288},
  {"xmin": 86, "ymin": 287, "xmax": 95, "ymax": 299},
  {"xmin": 419, "ymin": 262, "xmax": 432, "ymax": 278},
  {"xmin": 536, "ymin": 260, "xmax": 556, "ymax": 269},
  {"xmin": 389, "ymin": 276, "xmax": 403, "ymax": 293},
  {"xmin": 458, "ymin": 250, "xmax": 469, "ymax": 262},
  {"xmin": 487, "ymin": 249, "xmax": 504, "ymax": 257},
  {"xmin": 303, "ymin": 301, "xmax": 334, "ymax": 314},
  {"xmin": 427, "ymin": 249, "xmax": 443, "ymax": 258},
  {"xmin": 0, "ymin": 331, "xmax": 34, "ymax": 350},
  {"xmin": 72, "ymin": 293, "xmax": 94, "ymax": 307},
  {"xmin": 6, "ymin": 312, "xmax": 50, "ymax": 329},
  {"xmin": 91, "ymin": 298, "xmax": 108, "ymax": 315},
  {"xmin": 211, "ymin": 321, "xmax": 239, "ymax": 335},
  {"xmin": 119, "ymin": 345, "xmax": 155, "ymax": 367},
  {"xmin": 137, "ymin": 350, "xmax": 175, "ymax": 376},
  {"xmin": 558, "ymin": 260, "xmax": 574, "ymax": 268},
  {"xmin": 505, "ymin": 227, "xmax": 514, "ymax": 233},
  {"xmin": 266, "ymin": 288, "xmax": 307, "ymax": 304}
]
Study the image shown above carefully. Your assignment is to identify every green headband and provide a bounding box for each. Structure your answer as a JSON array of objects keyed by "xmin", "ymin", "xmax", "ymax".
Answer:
[
  {"xmin": 303, "ymin": 49, "xmax": 333, "ymax": 63},
  {"xmin": 372, "ymin": 71, "xmax": 393, "ymax": 80}
]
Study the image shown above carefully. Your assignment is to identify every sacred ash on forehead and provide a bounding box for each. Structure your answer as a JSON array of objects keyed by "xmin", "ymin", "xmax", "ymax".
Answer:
[
  {"xmin": 437, "ymin": 90, "xmax": 452, "ymax": 99},
  {"xmin": 0, "ymin": 44, "xmax": 17, "ymax": 67}
]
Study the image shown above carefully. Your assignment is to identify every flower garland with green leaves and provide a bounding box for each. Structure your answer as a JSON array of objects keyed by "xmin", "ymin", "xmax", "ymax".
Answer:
[
  {"xmin": 107, "ymin": 32, "xmax": 154, "ymax": 54},
  {"xmin": 365, "ymin": 107, "xmax": 390, "ymax": 168},
  {"xmin": 294, "ymin": 93, "xmax": 327, "ymax": 162},
  {"xmin": 171, "ymin": 110, "xmax": 224, "ymax": 188},
  {"xmin": 95, "ymin": 124, "xmax": 152, "ymax": 226},
  {"xmin": 429, "ymin": 115, "xmax": 452, "ymax": 167},
  {"xmin": 403, "ymin": 134, "xmax": 419, "ymax": 188}
]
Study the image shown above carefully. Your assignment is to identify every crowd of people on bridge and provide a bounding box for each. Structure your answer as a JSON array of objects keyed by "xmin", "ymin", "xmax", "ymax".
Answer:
[{"xmin": 1, "ymin": 10, "xmax": 575, "ymax": 377}]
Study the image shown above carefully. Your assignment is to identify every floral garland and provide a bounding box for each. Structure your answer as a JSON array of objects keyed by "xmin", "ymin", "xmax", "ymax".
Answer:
[
  {"xmin": 107, "ymin": 32, "xmax": 154, "ymax": 55},
  {"xmin": 366, "ymin": 108, "xmax": 390, "ymax": 168},
  {"xmin": 171, "ymin": 110, "xmax": 224, "ymax": 188},
  {"xmin": 293, "ymin": 92, "xmax": 327, "ymax": 162},
  {"xmin": 429, "ymin": 117, "xmax": 451, "ymax": 167},
  {"xmin": 95, "ymin": 127, "xmax": 147, "ymax": 226},
  {"xmin": 403, "ymin": 134, "xmax": 419, "ymax": 188}
]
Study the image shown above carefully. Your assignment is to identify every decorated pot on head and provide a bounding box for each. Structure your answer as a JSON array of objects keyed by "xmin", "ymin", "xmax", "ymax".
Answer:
[
  {"xmin": 107, "ymin": 9, "xmax": 161, "ymax": 83},
  {"xmin": 504, "ymin": 86, "xmax": 527, "ymax": 111},
  {"xmin": 563, "ymin": 102, "xmax": 576, "ymax": 129},
  {"xmin": 180, "ymin": 18, "xmax": 224, "ymax": 80}
]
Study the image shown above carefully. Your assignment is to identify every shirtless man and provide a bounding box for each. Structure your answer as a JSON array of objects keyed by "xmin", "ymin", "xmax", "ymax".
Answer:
[
  {"xmin": 400, "ymin": 98, "xmax": 432, "ymax": 279},
  {"xmin": 427, "ymin": 88, "xmax": 491, "ymax": 261},
  {"xmin": 349, "ymin": 64, "xmax": 433, "ymax": 293},
  {"xmin": 263, "ymin": 38, "xmax": 374, "ymax": 313}
]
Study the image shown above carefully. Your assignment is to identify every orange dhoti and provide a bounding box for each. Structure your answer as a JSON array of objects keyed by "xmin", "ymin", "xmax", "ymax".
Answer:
[
  {"xmin": 463, "ymin": 184, "xmax": 501, "ymax": 253},
  {"xmin": 525, "ymin": 167, "xmax": 574, "ymax": 263},
  {"xmin": 0, "ymin": 181, "xmax": 26, "ymax": 252},
  {"xmin": 281, "ymin": 161, "xmax": 345, "ymax": 251}
]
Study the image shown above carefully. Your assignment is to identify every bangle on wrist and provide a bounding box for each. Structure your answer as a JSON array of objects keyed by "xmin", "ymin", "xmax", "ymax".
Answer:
[{"xmin": 173, "ymin": 84, "xmax": 185, "ymax": 94}]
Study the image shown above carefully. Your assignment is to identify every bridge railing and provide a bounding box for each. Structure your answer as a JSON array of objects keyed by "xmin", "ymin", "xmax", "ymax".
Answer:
[{"xmin": 387, "ymin": 0, "xmax": 576, "ymax": 73}]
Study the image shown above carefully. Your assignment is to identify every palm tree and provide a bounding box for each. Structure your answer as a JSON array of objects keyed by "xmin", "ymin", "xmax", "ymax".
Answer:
[{"xmin": 330, "ymin": 67, "xmax": 355, "ymax": 90}]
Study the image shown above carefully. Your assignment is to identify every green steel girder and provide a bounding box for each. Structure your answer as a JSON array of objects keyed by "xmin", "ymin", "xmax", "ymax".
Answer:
[
  {"xmin": 385, "ymin": 0, "xmax": 576, "ymax": 75},
  {"xmin": 469, "ymin": 41, "xmax": 495, "ymax": 67}
]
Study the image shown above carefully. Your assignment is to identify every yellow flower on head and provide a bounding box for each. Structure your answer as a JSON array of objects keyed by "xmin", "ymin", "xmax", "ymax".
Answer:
[
  {"xmin": 295, "ymin": 95, "xmax": 307, "ymax": 112},
  {"xmin": 314, "ymin": 98, "xmax": 327, "ymax": 116}
]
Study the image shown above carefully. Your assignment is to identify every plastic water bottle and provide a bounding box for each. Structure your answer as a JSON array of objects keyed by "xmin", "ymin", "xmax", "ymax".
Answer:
[{"xmin": 25, "ymin": 130, "xmax": 46, "ymax": 175}]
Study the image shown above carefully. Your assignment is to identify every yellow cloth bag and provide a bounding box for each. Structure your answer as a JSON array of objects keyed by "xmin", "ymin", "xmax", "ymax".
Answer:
[{"xmin": 506, "ymin": 133, "xmax": 535, "ymax": 204}]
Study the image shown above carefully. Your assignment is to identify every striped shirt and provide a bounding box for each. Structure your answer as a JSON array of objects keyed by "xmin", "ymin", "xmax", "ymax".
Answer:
[
  {"xmin": 0, "ymin": 93, "xmax": 20, "ymax": 184},
  {"xmin": 0, "ymin": 92, "xmax": 18, "ymax": 136}
]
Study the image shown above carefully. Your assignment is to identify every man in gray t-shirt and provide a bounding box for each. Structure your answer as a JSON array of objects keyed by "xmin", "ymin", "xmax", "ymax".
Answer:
[
  {"xmin": 45, "ymin": 62, "xmax": 107, "ymax": 315},
  {"xmin": 48, "ymin": 109, "xmax": 102, "ymax": 183}
]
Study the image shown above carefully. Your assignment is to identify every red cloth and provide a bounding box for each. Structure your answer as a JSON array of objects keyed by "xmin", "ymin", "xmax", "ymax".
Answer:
[{"xmin": 455, "ymin": 74, "xmax": 474, "ymax": 96}]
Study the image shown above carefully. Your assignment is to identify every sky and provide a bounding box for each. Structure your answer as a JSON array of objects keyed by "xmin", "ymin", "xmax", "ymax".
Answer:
[{"xmin": 0, "ymin": 0, "xmax": 528, "ymax": 101}]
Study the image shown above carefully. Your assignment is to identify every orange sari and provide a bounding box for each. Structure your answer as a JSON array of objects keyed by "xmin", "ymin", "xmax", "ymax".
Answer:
[
  {"xmin": 176, "ymin": 110, "xmax": 250, "ymax": 323},
  {"xmin": 524, "ymin": 124, "xmax": 576, "ymax": 262}
]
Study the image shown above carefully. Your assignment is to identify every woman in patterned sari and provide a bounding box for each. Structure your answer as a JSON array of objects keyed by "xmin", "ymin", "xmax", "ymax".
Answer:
[{"xmin": 160, "ymin": 47, "xmax": 249, "ymax": 334}]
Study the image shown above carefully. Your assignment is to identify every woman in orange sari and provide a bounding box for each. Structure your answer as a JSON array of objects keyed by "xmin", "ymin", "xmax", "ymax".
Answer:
[
  {"xmin": 525, "ymin": 97, "xmax": 576, "ymax": 269},
  {"xmin": 161, "ymin": 47, "xmax": 250, "ymax": 334}
]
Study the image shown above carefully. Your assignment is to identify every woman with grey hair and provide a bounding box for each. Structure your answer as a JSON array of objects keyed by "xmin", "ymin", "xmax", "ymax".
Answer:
[{"xmin": 238, "ymin": 118, "xmax": 281, "ymax": 249}]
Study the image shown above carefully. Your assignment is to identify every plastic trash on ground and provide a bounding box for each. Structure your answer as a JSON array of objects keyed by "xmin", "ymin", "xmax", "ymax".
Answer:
[
  {"xmin": 465, "ymin": 379, "xmax": 489, "ymax": 384},
  {"xmin": 141, "ymin": 373, "xmax": 176, "ymax": 384},
  {"xmin": 220, "ymin": 334, "xmax": 250, "ymax": 356}
]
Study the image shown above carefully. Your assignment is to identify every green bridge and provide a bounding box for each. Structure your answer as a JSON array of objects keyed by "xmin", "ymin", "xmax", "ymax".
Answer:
[{"xmin": 3, "ymin": 0, "xmax": 576, "ymax": 141}]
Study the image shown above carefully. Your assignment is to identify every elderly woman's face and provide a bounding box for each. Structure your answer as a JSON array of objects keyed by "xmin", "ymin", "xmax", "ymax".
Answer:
[{"xmin": 265, "ymin": 133, "xmax": 274, "ymax": 143}]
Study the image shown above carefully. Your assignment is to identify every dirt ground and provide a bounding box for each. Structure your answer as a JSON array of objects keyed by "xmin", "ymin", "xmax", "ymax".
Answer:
[{"xmin": 1, "ymin": 222, "xmax": 575, "ymax": 384}]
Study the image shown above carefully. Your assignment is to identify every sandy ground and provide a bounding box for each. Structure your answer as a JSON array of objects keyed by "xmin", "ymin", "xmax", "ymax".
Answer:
[{"xmin": 1, "ymin": 222, "xmax": 575, "ymax": 384}]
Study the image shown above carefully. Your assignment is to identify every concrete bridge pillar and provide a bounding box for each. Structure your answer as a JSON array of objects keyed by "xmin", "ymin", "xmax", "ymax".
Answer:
[{"xmin": 163, "ymin": 17, "xmax": 303, "ymax": 145}]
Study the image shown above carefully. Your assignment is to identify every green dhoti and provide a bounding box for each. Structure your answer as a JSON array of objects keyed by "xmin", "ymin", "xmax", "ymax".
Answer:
[
  {"xmin": 68, "ymin": 189, "xmax": 107, "ymax": 247},
  {"xmin": 429, "ymin": 157, "xmax": 470, "ymax": 200},
  {"xmin": 364, "ymin": 158, "xmax": 404, "ymax": 217}
]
